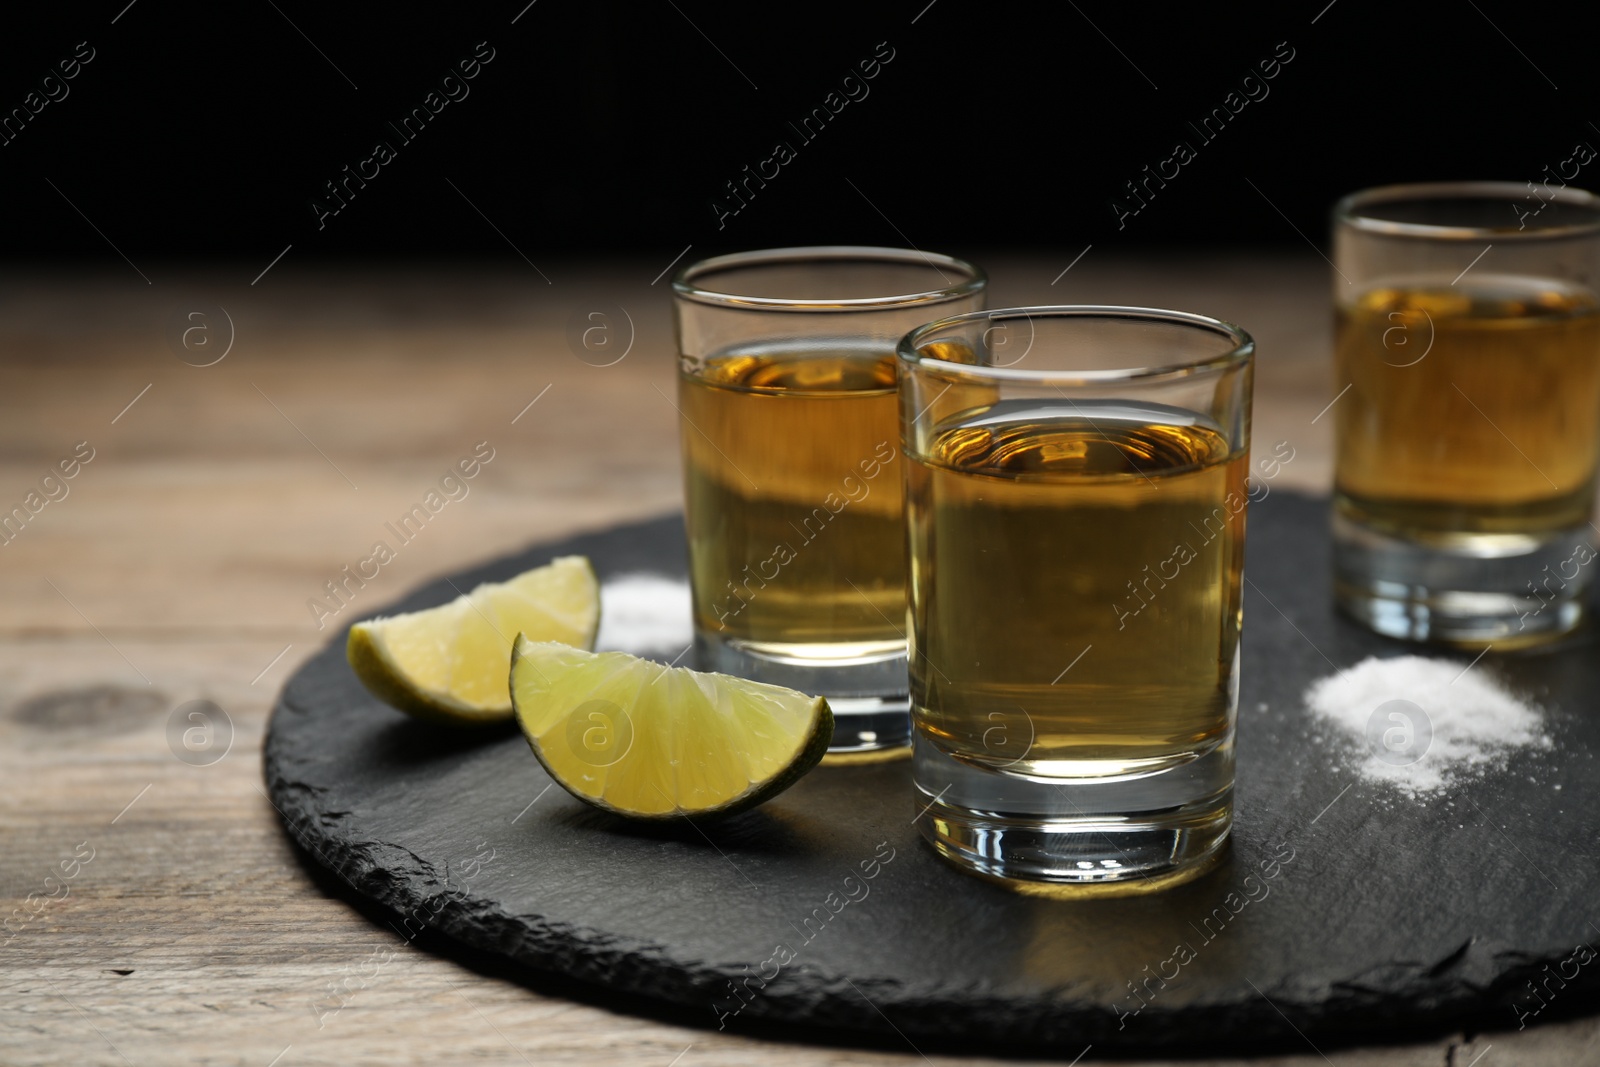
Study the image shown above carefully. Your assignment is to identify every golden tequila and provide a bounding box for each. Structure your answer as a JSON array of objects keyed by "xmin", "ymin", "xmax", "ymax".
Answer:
[
  {"xmin": 679, "ymin": 348, "xmax": 905, "ymax": 656},
  {"xmin": 1334, "ymin": 276, "xmax": 1600, "ymax": 539},
  {"xmin": 906, "ymin": 400, "xmax": 1247, "ymax": 778}
]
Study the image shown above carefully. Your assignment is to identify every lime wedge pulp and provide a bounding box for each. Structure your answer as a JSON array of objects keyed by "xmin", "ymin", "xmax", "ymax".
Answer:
[
  {"xmin": 510, "ymin": 637, "xmax": 833, "ymax": 819},
  {"xmin": 348, "ymin": 556, "xmax": 599, "ymax": 725}
]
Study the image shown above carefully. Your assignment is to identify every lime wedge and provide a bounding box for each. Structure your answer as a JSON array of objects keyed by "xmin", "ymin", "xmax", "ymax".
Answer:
[
  {"xmin": 348, "ymin": 556, "xmax": 599, "ymax": 725},
  {"xmin": 510, "ymin": 637, "xmax": 833, "ymax": 819}
]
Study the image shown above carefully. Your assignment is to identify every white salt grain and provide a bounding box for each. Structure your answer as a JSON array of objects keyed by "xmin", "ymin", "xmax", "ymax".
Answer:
[
  {"xmin": 595, "ymin": 574, "xmax": 693, "ymax": 656},
  {"xmin": 1303, "ymin": 655, "xmax": 1550, "ymax": 796}
]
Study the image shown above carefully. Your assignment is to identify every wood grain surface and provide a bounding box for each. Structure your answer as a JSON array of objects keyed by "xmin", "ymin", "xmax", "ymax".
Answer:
[{"xmin": 2, "ymin": 255, "xmax": 1594, "ymax": 1066}]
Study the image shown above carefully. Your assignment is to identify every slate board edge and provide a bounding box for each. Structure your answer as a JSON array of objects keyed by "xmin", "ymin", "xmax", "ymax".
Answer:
[{"xmin": 262, "ymin": 504, "xmax": 1600, "ymax": 1054}]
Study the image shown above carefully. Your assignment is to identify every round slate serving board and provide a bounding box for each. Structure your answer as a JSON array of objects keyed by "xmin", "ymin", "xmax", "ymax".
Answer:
[{"xmin": 264, "ymin": 493, "xmax": 1600, "ymax": 1055}]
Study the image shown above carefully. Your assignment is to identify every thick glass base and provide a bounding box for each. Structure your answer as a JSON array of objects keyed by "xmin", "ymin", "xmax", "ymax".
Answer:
[
  {"xmin": 911, "ymin": 733, "xmax": 1232, "ymax": 890},
  {"xmin": 694, "ymin": 630, "xmax": 910, "ymax": 752},
  {"xmin": 1332, "ymin": 510, "xmax": 1593, "ymax": 647}
]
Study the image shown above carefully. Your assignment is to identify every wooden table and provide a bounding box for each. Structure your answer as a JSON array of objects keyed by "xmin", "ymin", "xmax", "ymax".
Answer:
[{"xmin": 3, "ymin": 255, "xmax": 1592, "ymax": 1065}]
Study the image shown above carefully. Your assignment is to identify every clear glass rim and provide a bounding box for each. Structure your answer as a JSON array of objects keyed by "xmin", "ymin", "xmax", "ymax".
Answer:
[
  {"xmin": 672, "ymin": 245, "xmax": 987, "ymax": 310},
  {"xmin": 1335, "ymin": 180, "xmax": 1600, "ymax": 240},
  {"xmin": 897, "ymin": 305, "xmax": 1254, "ymax": 386}
]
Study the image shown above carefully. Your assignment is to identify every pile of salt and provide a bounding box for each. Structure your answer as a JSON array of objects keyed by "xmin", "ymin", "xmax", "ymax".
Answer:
[{"xmin": 1303, "ymin": 655, "xmax": 1550, "ymax": 796}]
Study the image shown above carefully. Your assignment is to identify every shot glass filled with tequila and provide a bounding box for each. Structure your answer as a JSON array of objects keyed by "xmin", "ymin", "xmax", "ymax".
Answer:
[
  {"xmin": 899, "ymin": 307, "xmax": 1254, "ymax": 887},
  {"xmin": 673, "ymin": 247, "xmax": 986, "ymax": 752},
  {"xmin": 1331, "ymin": 183, "xmax": 1600, "ymax": 645}
]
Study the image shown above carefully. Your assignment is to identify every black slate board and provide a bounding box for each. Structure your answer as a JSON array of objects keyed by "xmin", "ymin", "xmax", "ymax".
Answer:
[{"xmin": 264, "ymin": 493, "xmax": 1600, "ymax": 1055}]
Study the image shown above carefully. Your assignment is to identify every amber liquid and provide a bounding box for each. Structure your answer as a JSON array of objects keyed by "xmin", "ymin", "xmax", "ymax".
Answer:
[
  {"xmin": 679, "ymin": 347, "xmax": 905, "ymax": 654},
  {"xmin": 906, "ymin": 400, "xmax": 1247, "ymax": 778},
  {"xmin": 1334, "ymin": 276, "xmax": 1600, "ymax": 538}
]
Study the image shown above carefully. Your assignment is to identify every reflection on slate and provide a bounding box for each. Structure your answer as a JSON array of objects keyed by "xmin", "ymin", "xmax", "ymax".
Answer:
[{"xmin": 263, "ymin": 495, "xmax": 1600, "ymax": 1053}]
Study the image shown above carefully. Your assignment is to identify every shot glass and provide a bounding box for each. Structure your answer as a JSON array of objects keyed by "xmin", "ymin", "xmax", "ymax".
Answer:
[
  {"xmin": 1331, "ymin": 182, "xmax": 1600, "ymax": 645},
  {"xmin": 673, "ymin": 247, "xmax": 986, "ymax": 753},
  {"xmin": 899, "ymin": 306, "xmax": 1254, "ymax": 887}
]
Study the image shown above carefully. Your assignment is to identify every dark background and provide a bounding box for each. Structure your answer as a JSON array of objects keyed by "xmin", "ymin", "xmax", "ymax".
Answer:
[{"xmin": 3, "ymin": 0, "xmax": 1596, "ymax": 265}]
